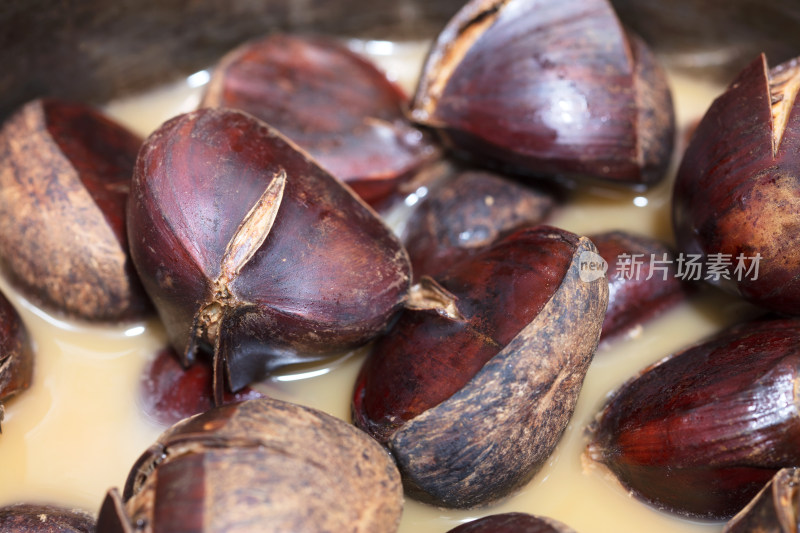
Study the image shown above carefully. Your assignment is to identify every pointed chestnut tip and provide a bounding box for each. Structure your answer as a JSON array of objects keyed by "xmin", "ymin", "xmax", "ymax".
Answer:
[{"xmin": 97, "ymin": 488, "xmax": 133, "ymax": 533}]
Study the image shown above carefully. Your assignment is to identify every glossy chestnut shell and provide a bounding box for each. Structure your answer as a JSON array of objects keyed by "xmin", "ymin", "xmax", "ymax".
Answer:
[
  {"xmin": 587, "ymin": 317, "xmax": 800, "ymax": 519},
  {"xmin": 673, "ymin": 54, "xmax": 800, "ymax": 315},
  {"xmin": 0, "ymin": 290, "xmax": 34, "ymax": 432},
  {"xmin": 354, "ymin": 225, "xmax": 608, "ymax": 507},
  {"xmin": 410, "ymin": 0, "xmax": 675, "ymax": 186},
  {"xmin": 202, "ymin": 33, "xmax": 439, "ymax": 205},
  {"xmin": 447, "ymin": 513, "xmax": 576, "ymax": 533},
  {"xmin": 127, "ymin": 108, "xmax": 411, "ymax": 401}
]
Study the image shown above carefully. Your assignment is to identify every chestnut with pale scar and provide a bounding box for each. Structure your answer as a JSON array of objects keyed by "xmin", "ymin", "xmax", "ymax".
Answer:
[{"xmin": 127, "ymin": 108, "xmax": 411, "ymax": 403}]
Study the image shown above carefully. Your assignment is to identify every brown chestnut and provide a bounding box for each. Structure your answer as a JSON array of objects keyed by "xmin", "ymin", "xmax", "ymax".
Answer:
[
  {"xmin": 353, "ymin": 226, "xmax": 608, "ymax": 508},
  {"xmin": 202, "ymin": 33, "xmax": 440, "ymax": 205},
  {"xmin": 0, "ymin": 99, "xmax": 150, "ymax": 322},
  {"xmin": 587, "ymin": 317, "xmax": 800, "ymax": 519},
  {"xmin": 410, "ymin": 0, "xmax": 674, "ymax": 186},
  {"xmin": 673, "ymin": 54, "xmax": 800, "ymax": 315},
  {"xmin": 591, "ymin": 231, "xmax": 691, "ymax": 341},
  {"xmin": 403, "ymin": 170, "xmax": 557, "ymax": 278},
  {"xmin": 0, "ymin": 503, "xmax": 95, "ymax": 532},
  {"xmin": 0, "ymin": 290, "xmax": 34, "ymax": 433},
  {"xmin": 446, "ymin": 513, "xmax": 577, "ymax": 533},
  {"xmin": 97, "ymin": 398, "xmax": 403, "ymax": 533},
  {"xmin": 723, "ymin": 468, "xmax": 800, "ymax": 533},
  {"xmin": 127, "ymin": 108, "xmax": 411, "ymax": 402},
  {"xmin": 138, "ymin": 347, "xmax": 265, "ymax": 426}
]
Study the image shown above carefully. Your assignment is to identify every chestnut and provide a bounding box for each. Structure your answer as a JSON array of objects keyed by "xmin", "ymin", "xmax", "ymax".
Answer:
[
  {"xmin": 202, "ymin": 33, "xmax": 440, "ymax": 205},
  {"xmin": 673, "ymin": 54, "xmax": 800, "ymax": 315},
  {"xmin": 446, "ymin": 513, "xmax": 576, "ymax": 533},
  {"xmin": 587, "ymin": 317, "xmax": 800, "ymax": 519},
  {"xmin": 0, "ymin": 503, "xmax": 95, "ymax": 532},
  {"xmin": 590, "ymin": 231, "xmax": 691, "ymax": 341},
  {"xmin": 138, "ymin": 347, "xmax": 265, "ymax": 426},
  {"xmin": 410, "ymin": 0, "xmax": 675, "ymax": 186},
  {"xmin": 403, "ymin": 170, "xmax": 557, "ymax": 278},
  {"xmin": 96, "ymin": 398, "xmax": 403, "ymax": 533},
  {"xmin": 0, "ymin": 99, "xmax": 150, "ymax": 322},
  {"xmin": 353, "ymin": 226, "xmax": 608, "ymax": 508},
  {"xmin": 0, "ymin": 290, "xmax": 34, "ymax": 433},
  {"xmin": 723, "ymin": 468, "xmax": 800, "ymax": 533},
  {"xmin": 127, "ymin": 108, "xmax": 411, "ymax": 402}
]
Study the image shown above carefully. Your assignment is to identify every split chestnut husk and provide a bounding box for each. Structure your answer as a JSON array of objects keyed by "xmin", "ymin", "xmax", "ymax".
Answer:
[
  {"xmin": 410, "ymin": 0, "xmax": 674, "ymax": 186},
  {"xmin": 673, "ymin": 54, "xmax": 800, "ymax": 315},
  {"xmin": 723, "ymin": 468, "xmax": 800, "ymax": 533},
  {"xmin": 0, "ymin": 290, "xmax": 34, "ymax": 433},
  {"xmin": 96, "ymin": 398, "xmax": 403, "ymax": 533},
  {"xmin": 202, "ymin": 34, "xmax": 439, "ymax": 205},
  {"xmin": 138, "ymin": 348, "xmax": 265, "ymax": 426},
  {"xmin": 587, "ymin": 317, "xmax": 800, "ymax": 519},
  {"xmin": 354, "ymin": 226, "xmax": 608, "ymax": 508},
  {"xmin": 446, "ymin": 513, "xmax": 576, "ymax": 533},
  {"xmin": 0, "ymin": 99, "xmax": 149, "ymax": 322},
  {"xmin": 591, "ymin": 231, "xmax": 690, "ymax": 341},
  {"xmin": 127, "ymin": 108, "xmax": 411, "ymax": 402},
  {"xmin": 0, "ymin": 504, "xmax": 95, "ymax": 532},
  {"xmin": 403, "ymin": 170, "xmax": 557, "ymax": 278}
]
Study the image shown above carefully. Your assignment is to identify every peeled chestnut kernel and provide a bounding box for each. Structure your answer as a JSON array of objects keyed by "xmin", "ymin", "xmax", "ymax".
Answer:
[
  {"xmin": 587, "ymin": 317, "xmax": 800, "ymax": 519},
  {"xmin": 97, "ymin": 398, "xmax": 403, "ymax": 533},
  {"xmin": 410, "ymin": 0, "xmax": 675, "ymax": 186},
  {"xmin": 127, "ymin": 108, "xmax": 411, "ymax": 402},
  {"xmin": 723, "ymin": 468, "xmax": 800, "ymax": 533},
  {"xmin": 0, "ymin": 99, "xmax": 150, "ymax": 322},
  {"xmin": 202, "ymin": 33, "xmax": 440, "ymax": 205},
  {"xmin": 354, "ymin": 226, "xmax": 608, "ymax": 508},
  {"xmin": 138, "ymin": 347, "xmax": 264, "ymax": 426},
  {"xmin": 447, "ymin": 513, "xmax": 577, "ymax": 533},
  {"xmin": 0, "ymin": 503, "xmax": 95, "ymax": 532},
  {"xmin": 0, "ymin": 290, "xmax": 34, "ymax": 433},
  {"xmin": 673, "ymin": 54, "xmax": 800, "ymax": 315},
  {"xmin": 403, "ymin": 170, "xmax": 557, "ymax": 278},
  {"xmin": 591, "ymin": 231, "xmax": 691, "ymax": 341}
]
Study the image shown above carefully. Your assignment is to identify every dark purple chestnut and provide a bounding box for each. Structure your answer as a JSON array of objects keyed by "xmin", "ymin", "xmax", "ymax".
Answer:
[
  {"xmin": 0, "ymin": 290, "xmax": 34, "ymax": 433},
  {"xmin": 403, "ymin": 170, "xmax": 557, "ymax": 278},
  {"xmin": 0, "ymin": 99, "xmax": 150, "ymax": 322},
  {"xmin": 587, "ymin": 317, "xmax": 800, "ymax": 519},
  {"xmin": 673, "ymin": 54, "xmax": 800, "ymax": 315},
  {"xmin": 138, "ymin": 347, "xmax": 265, "ymax": 426},
  {"xmin": 97, "ymin": 398, "xmax": 403, "ymax": 533},
  {"xmin": 353, "ymin": 226, "xmax": 608, "ymax": 508},
  {"xmin": 410, "ymin": 0, "xmax": 674, "ymax": 186},
  {"xmin": 201, "ymin": 33, "xmax": 440, "ymax": 206},
  {"xmin": 723, "ymin": 468, "xmax": 800, "ymax": 533},
  {"xmin": 0, "ymin": 503, "xmax": 95, "ymax": 532},
  {"xmin": 591, "ymin": 231, "xmax": 691, "ymax": 341},
  {"xmin": 447, "ymin": 513, "xmax": 576, "ymax": 533},
  {"xmin": 127, "ymin": 108, "xmax": 411, "ymax": 402}
]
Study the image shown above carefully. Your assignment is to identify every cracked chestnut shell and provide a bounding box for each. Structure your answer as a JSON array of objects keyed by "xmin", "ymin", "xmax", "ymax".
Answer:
[
  {"xmin": 202, "ymin": 33, "xmax": 439, "ymax": 205},
  {"xmin": 591, "ymin": 231, "xmax": 690, "ymax": 341},
  {"xmin": 723, "ymin": 468, "xmax": 800, "ymax": 533},
  {"xmin": 403, "ymin": 170, "xmax": 556, "ymax": 278},
  {"xmin": 353, "ymin": 226, "xmax": 608, "ymax": 508},
  {"xmin": 447, "ymin": 513, "xmax": 576, "ymax": 533},
  {"xmin": 128, "ymin": 108, "xmax": 411, "ymax": 402},
  {"xmin": 673, "ymin": 54, "xmax": 800, "ymax": 315},
  {"xmin": 0, "ymin": 99, "xmax": 149, "ymax": 321},
  {"xmin": 96, "ymin": 398, "xmax": 403, "ymax": 533},
  {"xmin": 0, "ymin": 290, "xmax": 34, "ymax": 433},
  {"xmin": 0, "ymin": 504, "xmax": 95, "ymax": 532},
  {"xmin": 587, "ymin": 317, "xmax": 800, "ymax": 519},
  {"xmin": 410, "ymin": 0, "xmax": 674, "ymax": 186}
]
